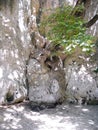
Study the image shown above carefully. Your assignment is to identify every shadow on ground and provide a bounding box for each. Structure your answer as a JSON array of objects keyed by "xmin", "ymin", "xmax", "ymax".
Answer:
[{"xmin": 0, "ymin": 102, "xmax": 98, "ymax": 130}]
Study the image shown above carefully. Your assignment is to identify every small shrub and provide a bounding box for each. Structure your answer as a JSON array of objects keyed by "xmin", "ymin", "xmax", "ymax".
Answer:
[{"xmin": 40, "ymin": 5, "xmax": 95, "ymax": 54}]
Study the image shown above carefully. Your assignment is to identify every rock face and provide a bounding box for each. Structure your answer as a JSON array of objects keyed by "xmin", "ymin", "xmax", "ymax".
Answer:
[
  {"xmin": 27, "ymin": 0, "xmax": 67, "ymax": 107},
  {"xmin": 0, "ymin": 0, "xmax": 31, "ymax": 104},
  {"xmin": 27, "ymin": 58, "xmax": 66, "ymax": 106},
  {"xmin": 0, "ymin": 0, "xmax": 67, "ymax": 106},
  {"xmin": 0, "ymin": 0, "xmax": 98, "ymax": 106},
  {"xmin": 63, "ymin": 0, "xmax": 98, "ymax": 104},
  {"xmin": 64, "ymin": 50, "xmax": 98, "ymax": 104}
]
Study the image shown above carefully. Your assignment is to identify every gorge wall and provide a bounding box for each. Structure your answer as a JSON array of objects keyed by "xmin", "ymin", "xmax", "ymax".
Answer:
[
  {"xmin": 0, "ymin": 0, "xmax": 98, "ymax": 106},
  {"xmin": 0, "ymin": 0, "xmax": 31, "ymax": 104}
]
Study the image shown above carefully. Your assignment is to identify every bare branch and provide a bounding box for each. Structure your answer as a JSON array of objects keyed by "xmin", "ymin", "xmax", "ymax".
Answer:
[{"xmin": 83, "ymin": 14, "xmax": 98, "ymax": 28}]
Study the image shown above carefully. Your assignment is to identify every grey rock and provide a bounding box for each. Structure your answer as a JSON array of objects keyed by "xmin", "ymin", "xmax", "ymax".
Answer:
[
  {"xmin": 0, "ymin": 0, "xmax": 31, "ymax": 104},
  {"xmin": 64, "ymin": 53, "xmax": 98, "ymax": 105},
  {"xmin": 0, "ymin": 0, "xmax": 98, "ymax": 107},
  {"xmin": 27, "ymin": 58, "xmax": 66, "ymax": 105}
]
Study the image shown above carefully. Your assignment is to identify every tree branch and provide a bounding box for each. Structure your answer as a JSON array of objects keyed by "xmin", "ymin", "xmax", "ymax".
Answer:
[{"xmin": 83, "ymin": 14, "xmax": 98, "ymax": 28}]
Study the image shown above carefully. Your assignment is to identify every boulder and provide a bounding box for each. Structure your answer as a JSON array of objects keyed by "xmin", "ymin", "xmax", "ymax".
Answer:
[{"xmin": 27, "ymin": 58, "xmax": 66, "ymax": 109}]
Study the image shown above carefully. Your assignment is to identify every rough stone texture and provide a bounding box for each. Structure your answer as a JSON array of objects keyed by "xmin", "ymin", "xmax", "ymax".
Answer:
[
  {"xmin": 0, "ymin": 0, "xmax": 32, "ymax": 104},
  {"xmin": 27, "ymin": 58, "xmax": 66, "ymax": 106},
  {"xmin": 0, "ymin": 0, "xmax": 68, "ymax": 105},
  {"xmin": 61, "ymin": 0, "xmax": 98, "ymax": 104},
  {"xmin": 0, "ymin": 0, "xmax": 98, "ymax": 106},
  {"xmin": 64, "ymin": 50, "xmax": 98, "ymax": 104},
  {"xmin": 27, "ymin": 0, "xmax": 67, "ymax": 107}
]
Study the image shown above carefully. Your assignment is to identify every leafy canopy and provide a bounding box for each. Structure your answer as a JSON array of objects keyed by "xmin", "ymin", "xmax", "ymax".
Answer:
[{"xmin": 40, "ymin": 5, "xmax": 94, "ymax": 54}]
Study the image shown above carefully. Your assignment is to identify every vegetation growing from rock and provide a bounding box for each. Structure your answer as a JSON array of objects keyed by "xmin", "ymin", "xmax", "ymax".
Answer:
[{"xmin": 40, "ymin": 5, "xmax": 95, "ymax": 55}]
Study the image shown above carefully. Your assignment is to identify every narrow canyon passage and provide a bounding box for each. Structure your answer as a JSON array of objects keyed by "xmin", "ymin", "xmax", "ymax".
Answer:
[{"xmin": 0, "ymin": 0, "xmax": 98, "ymax": 130}]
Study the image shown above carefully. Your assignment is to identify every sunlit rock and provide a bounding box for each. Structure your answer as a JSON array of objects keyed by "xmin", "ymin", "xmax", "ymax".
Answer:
[
  {"xmin": 0, "ymin": 0, "xmax": 31, "ymax": 104},
  {"xmin": 64, "ymin": 52, "xmax": 98, "ymax": 105},
  {"xmin": 0, "ymin": 0, "xmax": 98, "ymax": 106}
]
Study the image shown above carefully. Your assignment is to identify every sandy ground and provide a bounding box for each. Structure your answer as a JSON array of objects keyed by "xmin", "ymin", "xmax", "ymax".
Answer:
[{"xmin": 0, "ymin": 102, "xmax": 98, "ymax": 130}]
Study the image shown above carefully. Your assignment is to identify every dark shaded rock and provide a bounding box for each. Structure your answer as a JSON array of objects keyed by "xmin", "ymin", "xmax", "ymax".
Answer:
[
  {"xmin": 29, "ymin": 101, "xmax": 58, "ymax": 112},
  {"xmin": 5, "ymin": 91, "xmax": 14, "ymax": 103}
]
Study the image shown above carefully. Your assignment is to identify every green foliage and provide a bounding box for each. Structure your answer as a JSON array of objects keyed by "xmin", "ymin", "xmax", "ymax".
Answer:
[{"xmin": 40, "ymin": 5, "xmax": 95, "ymax": 54}]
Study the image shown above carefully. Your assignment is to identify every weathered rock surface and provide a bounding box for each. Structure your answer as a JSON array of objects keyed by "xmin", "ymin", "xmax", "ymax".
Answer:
[
  {"xmin": 0, "ymin": 0, "xmax": 98, "ymax": 106},
  {"xmin": 64, "ymin": 50, "xmax": 98, "ymax": 104},
  {"xmin": 0, "ymin": 0, "xmax": 31, "ymax": 104},
  {"xmin": 27, "ymin": 58, "xmax": 66, "ymax": 108}
]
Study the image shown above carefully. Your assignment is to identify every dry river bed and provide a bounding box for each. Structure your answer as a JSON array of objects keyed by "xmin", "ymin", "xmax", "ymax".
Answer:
[{"xmin": 0, "ymin": 102, "xmax": 98, "ymax": 130}]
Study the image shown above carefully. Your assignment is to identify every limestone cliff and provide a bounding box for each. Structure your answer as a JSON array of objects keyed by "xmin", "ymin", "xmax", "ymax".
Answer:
[{"xmin": 0, "ymin": 0, "xmax": 98, "ymax": 106}]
